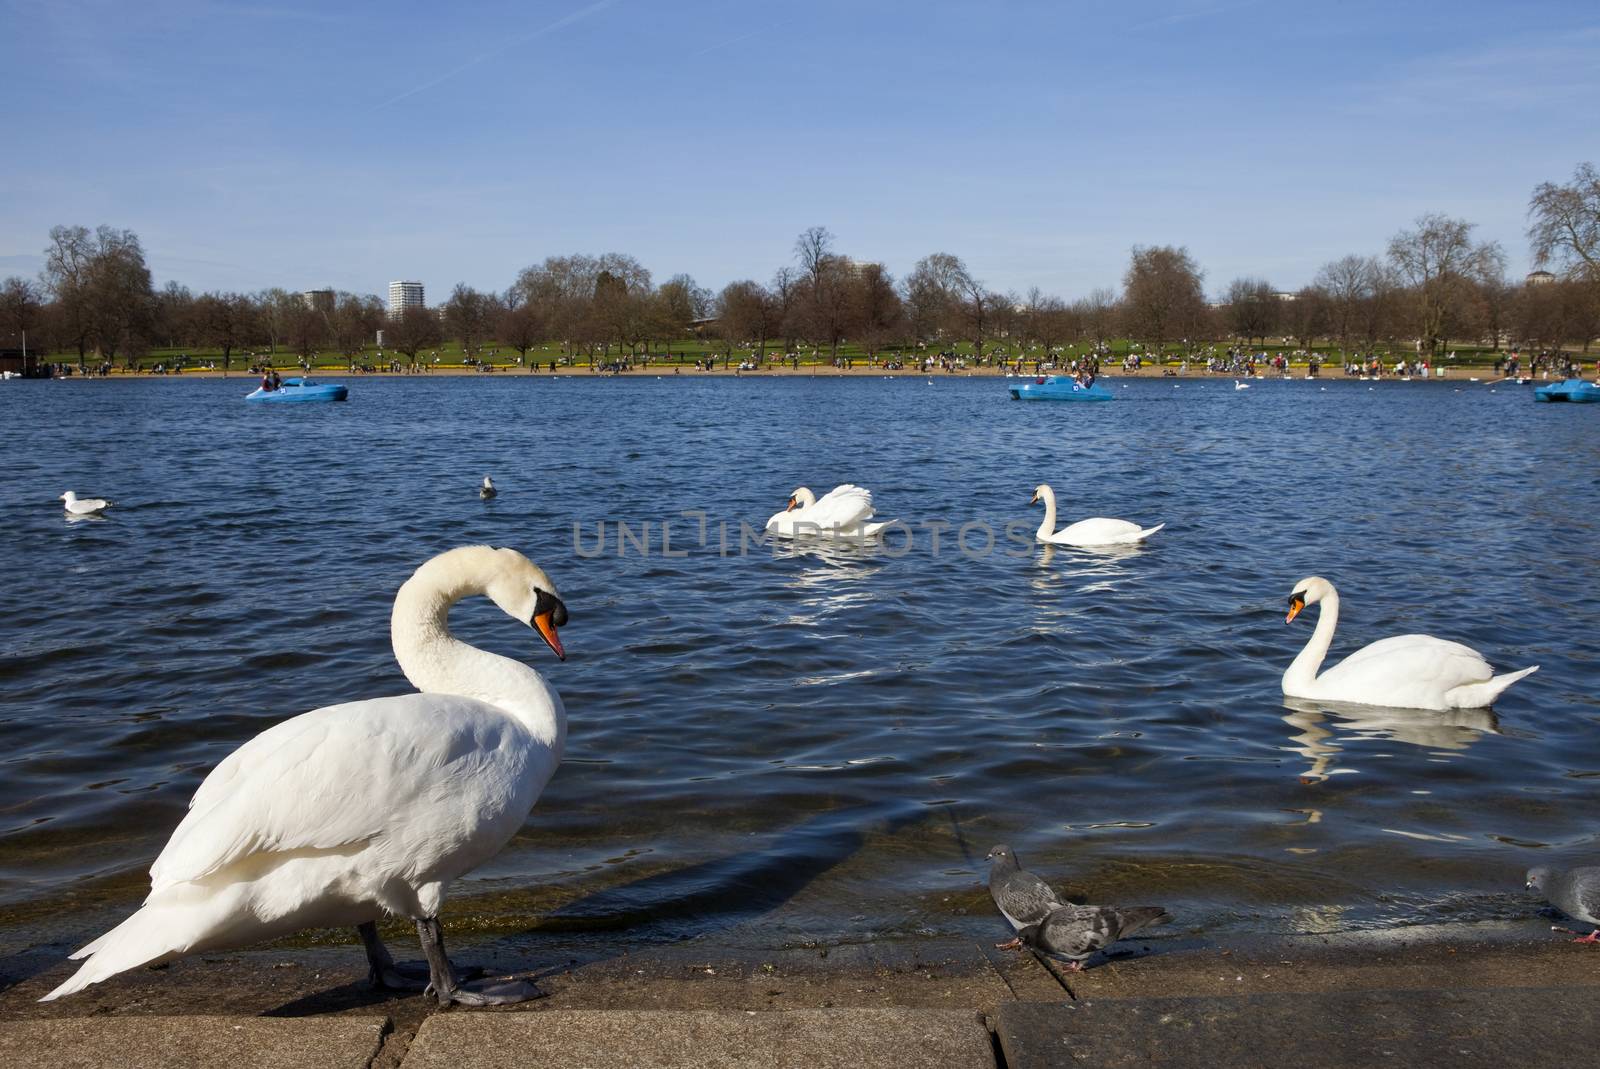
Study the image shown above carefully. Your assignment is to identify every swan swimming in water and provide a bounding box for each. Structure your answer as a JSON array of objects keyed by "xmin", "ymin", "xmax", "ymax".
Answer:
[
  {"xmin": 60, "ymin": 490, "xmax": 112, "ymax": 516},
  {"xmin": 1282, "ymin": 576, "xmax": 1537, "ymax": 711},
  {"xmin": 42, "ymin": 545, "xmax": 570, "ymax": 1007},
  {"xmin": 480, "ymin": 475, "xmax": 497, "ymax": 499},
  {"xmin": 767, "ymin": 485, "xmax": 892, "ymax": 539},
  {"xmin": 1030, "ymin": 484, "xmax": 1163, "ymax": 547}
]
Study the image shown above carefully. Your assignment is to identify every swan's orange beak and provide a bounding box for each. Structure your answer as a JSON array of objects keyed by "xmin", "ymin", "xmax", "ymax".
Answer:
[
  {"xmin": 1029, "ymin": 492, "xmax": 1039, "ymax": 505},
  {"xmin": 785, "ymin": 496, "xmax": 798, "ymax": 512},
  {"xmin": 534, "ymin": 611, "xmax": 565, "ymax": 660},
  {"xmin": 1286, "ymin": 594, "xmax": 1305, "ymax": 624}
]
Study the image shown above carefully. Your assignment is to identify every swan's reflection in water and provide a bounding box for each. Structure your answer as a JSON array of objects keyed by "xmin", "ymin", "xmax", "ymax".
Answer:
[
  {"xmin": 772, "ymin": 539, "xmax": 886, "ymax": 626},
  {"xmin": 1027, "ymin": 541, "xmax": 1145, "ymax": 633},
  {"xmin": 1281, "ymin": 697, "xmax": 1500, "ymax": 784}
]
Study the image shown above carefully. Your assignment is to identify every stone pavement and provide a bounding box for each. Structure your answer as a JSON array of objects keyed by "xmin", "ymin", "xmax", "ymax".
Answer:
[{"xmin": 2, "ymin": 934, "xmax": 1598, "ymax": 1066}]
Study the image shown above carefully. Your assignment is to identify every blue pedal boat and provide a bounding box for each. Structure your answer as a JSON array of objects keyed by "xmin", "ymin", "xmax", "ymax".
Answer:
[
  {"xmin": 1533, "ymin": 378, "xmax": 1600, "ymax": 403},
  {"xmin": 1009, "ymin": 375, "xmax": 1114, "ymax": 402},
  {"xmin": 245, "ymin": 377, "xmax": 349, "ymax": 403}
]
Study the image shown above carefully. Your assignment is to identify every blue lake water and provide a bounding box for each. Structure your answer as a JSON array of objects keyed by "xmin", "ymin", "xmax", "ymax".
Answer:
[{"xmin": 1, "ymin": 373, "xmax": 1597, "ymax": 953}]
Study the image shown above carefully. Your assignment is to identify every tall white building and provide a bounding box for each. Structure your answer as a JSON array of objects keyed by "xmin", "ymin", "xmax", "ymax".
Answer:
[{"xmin": 388, "ymin": 280, "xmax": 425, "ymax": 317}]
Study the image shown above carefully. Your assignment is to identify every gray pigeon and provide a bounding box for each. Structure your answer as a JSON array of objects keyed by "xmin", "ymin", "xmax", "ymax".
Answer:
[
  {"xmin": 480, "ymin": 476, "xmax": 497, "ymax": 500},
  {"xmin": 1019, "ymin": 902, "xmax": 1173, "ymax": 971},
  {"xmin": 986, "ymin": 845, "xmax": 1066, "ymax": 948},
  {"xmin": 1527, "ymin": 865, "xmax": 1600, "ymax": 943}
]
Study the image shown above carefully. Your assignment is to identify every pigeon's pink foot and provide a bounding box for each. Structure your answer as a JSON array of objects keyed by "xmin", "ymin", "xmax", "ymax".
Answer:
[
  {"xmin": 1571, "ymin": 930, "xmax": 1600, "ymax": 945},
  {"xmin": 1064, "ymin": 960, "xmax": 1084, "ymax": 972},
  {"xmin": 994, "ymin": 938, "xmax": 1023, "ymax": 951}
]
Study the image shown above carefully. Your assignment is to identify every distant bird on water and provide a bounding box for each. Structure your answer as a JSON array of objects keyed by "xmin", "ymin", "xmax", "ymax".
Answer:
[
  {"xmin": 985, "ymin": 846, "xmax": 1065, "ymax": 942},
  {"xmin": 60, "ymin": 490, "xmax": 111, "ymax": 516},
  {"xmin": 1018, "ymin": 902, "xmax": 1173, "ymax": 970},
  {"xmin": 1527, "ymin": 865, "xmax": 1600, "ymax": 944},
  {"xmin": 480, "ymin": 476, "xmax": 497, "ymax": 500}
]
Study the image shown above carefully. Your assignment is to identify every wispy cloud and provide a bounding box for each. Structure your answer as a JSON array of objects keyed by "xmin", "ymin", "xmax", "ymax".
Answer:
[{"xmin": 371, "ymin": 0, "xmax": 620, "ymax": 111}]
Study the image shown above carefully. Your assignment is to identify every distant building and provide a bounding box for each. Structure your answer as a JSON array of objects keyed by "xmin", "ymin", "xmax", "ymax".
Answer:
[
  {"xmin": 1273, "ymin": 291, "xmax": 1298, "ymax": 302},
  {"xmin": 388, "ymin": 280, "xmax": 425, "ymax": 317},
  {"xmin": 302, "ymin": 289, "xmax": 335, "ymax": 313},
  {"xmin": 1525, "ymin": 269, "xmax": 1556, "ymax": 286}
]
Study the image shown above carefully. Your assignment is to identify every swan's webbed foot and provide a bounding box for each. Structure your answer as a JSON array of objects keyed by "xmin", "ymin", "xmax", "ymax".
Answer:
[
  {"xmin": 429, "ymin": 976, "xmax": 547, "ymax": 1007},
  {"xmin": 360, "ymin": 920, "xmax": 482, "ymax": 991},
  {"xmin": 415, "ymin": 916, "xmax": 544, "ymax": 1008}
]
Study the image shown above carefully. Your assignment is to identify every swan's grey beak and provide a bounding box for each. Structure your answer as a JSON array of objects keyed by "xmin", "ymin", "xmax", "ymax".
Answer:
[
  {"xmin": 785, "ymin": 496, "xmax": 798, "ymax": 512},
  {"xmin": 1286, "ymin": 594, "xmax": 1305, "ymax": 624},
  {"xmin": 534, "ymin": 611, "xmax": 565, "ymax": 660}
]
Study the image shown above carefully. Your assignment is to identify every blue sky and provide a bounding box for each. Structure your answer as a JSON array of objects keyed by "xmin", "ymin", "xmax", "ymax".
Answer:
[{"xmin": 2, "ymin": 0, "xmax": 1596, "ymax": 301}]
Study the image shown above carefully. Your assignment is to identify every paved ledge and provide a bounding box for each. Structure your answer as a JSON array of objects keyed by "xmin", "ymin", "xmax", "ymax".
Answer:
[
  {"xmin": 404, "ymin": 1008, "xmax": 995, "ymax": 1069},
  {"xmin": 0, "ymin": 1014, "xmax": 389, "ymax": 1069},
  {"xmin": 994, "ymin": 988, "xmax": 1600, "ymax": 1068}
]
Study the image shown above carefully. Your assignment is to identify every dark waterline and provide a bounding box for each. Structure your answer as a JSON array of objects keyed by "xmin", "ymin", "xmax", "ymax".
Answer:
[{"xmin": 1, "ymin": 375, "xmax": 1596, "ymax": 953}]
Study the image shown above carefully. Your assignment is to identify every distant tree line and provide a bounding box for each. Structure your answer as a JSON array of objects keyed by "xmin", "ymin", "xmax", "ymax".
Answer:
[{"xmin": 3, "ymin": 165, "xmax": 1598, "ymax": 369}]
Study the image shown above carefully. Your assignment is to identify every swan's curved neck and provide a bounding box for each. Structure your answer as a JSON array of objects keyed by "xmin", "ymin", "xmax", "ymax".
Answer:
[
  {"xmin": 1284, "ymin": 589, "xmax": 1339, "ymax": 691},
  {"xmin": 1036, "ymin": 487, "xmax": 1058, "ymax": 540},
  {"xmin": 390, "ymin": 551, "xmax": 565, "ymax": 749}
]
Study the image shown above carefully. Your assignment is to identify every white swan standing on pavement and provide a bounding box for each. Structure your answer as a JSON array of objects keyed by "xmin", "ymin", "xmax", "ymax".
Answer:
[
  {"xmin": 1030, "ymin": 484, "xmax": 1163, "ymax": 547},
  {"xmin": 1283, "ymin": 576, "xmax": 1537, "ymax": 711},
  {"xmin": 767, "ymin": 485, "xmax": 892, "ymax": 539},
  {"xmin": 60, "ymin": 490, "xmax": 112, "ymax": 516},
  {"xmin": 42, "ymin": 545, "xmax": 570, "ymax": 1007}
]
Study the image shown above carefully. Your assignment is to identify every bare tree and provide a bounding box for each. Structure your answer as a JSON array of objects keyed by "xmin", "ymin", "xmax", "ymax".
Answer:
[
  {"xmin": 1121, "ymin": 245, "xmax": 1206, "ymax": 359},
  {"xmin": 0, "ymin": 277, "xmax": 44, "ymax": 350},
  {"xmin": 1222, "ymin": 277, "xmax": 1278, "ymax": 346},
  {"xmin": 41, "ymin": 225, "xmax": 93, "ymax": 360},
  {"xmin": 715, "ymin": 280, "xmax": 779, "ymax": 362},
  {"xmin": 1315, "ymin": 255, "xmax": 1382, "ymax": 358},
  {"xmin": 1387, "ymin": 213, "xmax": 1502, "ymax": 356},
  {"xmin": 794, "ymin": 226, "xmax": 835, "ymax": 295},
  {"xmin": 1528, "ymin": 162, "xmax": 1600, "ymax": 284},
  {"xmin": 386, "ymin": 304, "xmax": 443, "ymax": 366},
  {"xmin": 653, "ymin": 273, "xmax": 711, "ymax": 355},
  {"xmin": 194, "ymin": 291, "xmax": 256, "ymax": 371},
  {"xmin": 443, "ymin": 283, "xmax": 495, "ymax": 356},
  {"xmin": 1074, "ymin": 288, "xmax": 1119, "ymax": 348},
  {"xmin": 850, "ymin": 263, "xmax": 904, "ymax": 358},
  {"xmin": 331, "ymin": 293, "xmax": 383, "ymax": 367}
]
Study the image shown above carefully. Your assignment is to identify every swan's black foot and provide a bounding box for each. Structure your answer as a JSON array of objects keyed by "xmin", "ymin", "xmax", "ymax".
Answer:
[
  {"xmin": 371, "ymin": 960, "xmax": 484, "ymax": 992},
  {"xmin": 429, "ymin": 976, "xmax": 546, "ymax": 1007}
]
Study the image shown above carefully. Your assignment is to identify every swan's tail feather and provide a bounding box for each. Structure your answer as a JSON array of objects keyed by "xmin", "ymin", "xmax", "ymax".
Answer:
[
  {"xmin": 1134, "ymin": 523, "xmax": 1165, "ymax": 542},
  {"xmin": 41, "ymin": 906, "xmax": 186, "ymax": 1002},
  {"xmin": 1447, "ymin": 665, "xmax": 1538, "ymax": 709}
]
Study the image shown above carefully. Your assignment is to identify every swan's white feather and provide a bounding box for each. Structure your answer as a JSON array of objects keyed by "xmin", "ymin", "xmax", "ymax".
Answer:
[
  {"xmin": 767, "ymin": 484, "xmax": 889, "ymax": 538},
  {"xmin": 149, "ymin": 695, "xmax": 547, "ymax": 895},
  {"xmin": 1283, "ymin": 578, "xmax": 1537, "ymax": 710},
  {"xmin": 42, "ymin": 545, "xmax": 566, "ymax": 1003}
]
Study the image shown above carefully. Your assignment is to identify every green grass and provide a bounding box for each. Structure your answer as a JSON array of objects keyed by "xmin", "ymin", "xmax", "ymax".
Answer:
[{"xmin": 70, "ymin": 335, "xmax": 1524, "ymax": 372}]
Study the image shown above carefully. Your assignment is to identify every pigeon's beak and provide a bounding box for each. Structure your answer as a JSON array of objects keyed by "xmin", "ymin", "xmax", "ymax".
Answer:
[
  {"xmin": 1286, "ymin": 593, "xmax": 1306, "ymax": 624},
  {"xmin": 785, "ymin": 496, "xmax": 798, "ymax": 512}
]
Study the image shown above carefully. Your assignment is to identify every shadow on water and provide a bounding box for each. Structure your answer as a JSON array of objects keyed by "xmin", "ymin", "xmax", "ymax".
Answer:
[
  {"xmin": 526, "ymin": 800, "xmax": 926, "ymax": 943},
  {"xmin": 1280, "ymin": 697, "xmax": 1500, "ymax": 785}
]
